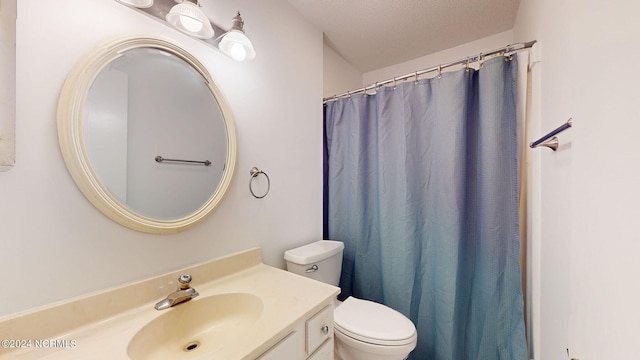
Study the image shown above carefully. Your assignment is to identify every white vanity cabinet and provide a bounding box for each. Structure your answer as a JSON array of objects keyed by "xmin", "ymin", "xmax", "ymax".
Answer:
[
  {"xmin": 305, "ymin": 305, "xmax": 334, "ymax": 357},
  {"xmin": 256, "ymin": 332, "xmax": 299, "ymax": 359},
  {"xmin": 257, "ymin": 305, "xmax": 334, "ymax": 360},
  {"xmin": 0, "ymin": 248, "xmax": 341, "ymax": 360}
]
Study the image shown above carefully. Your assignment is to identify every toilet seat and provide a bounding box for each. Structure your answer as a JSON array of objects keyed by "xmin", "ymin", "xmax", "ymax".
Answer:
[{"xmin": 334, "ymin": 297, "xmax": 417, "ymax": 347}]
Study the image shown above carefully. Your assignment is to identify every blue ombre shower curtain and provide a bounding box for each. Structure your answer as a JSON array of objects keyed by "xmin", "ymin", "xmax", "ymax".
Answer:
[{"xmin": 323, "ymin": 56, "xmax": 527, "ymax": 360}]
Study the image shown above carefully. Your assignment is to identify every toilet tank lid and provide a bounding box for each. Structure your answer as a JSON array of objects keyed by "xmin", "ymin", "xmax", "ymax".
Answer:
[{"xmin": 284, "ymin": 240, "xmax": 344, "ymax": 265}]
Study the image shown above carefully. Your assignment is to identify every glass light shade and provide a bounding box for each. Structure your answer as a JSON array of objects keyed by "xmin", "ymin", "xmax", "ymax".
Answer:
[
  {"xmin": 219, "ymin": 30, "xmax": 256, "ymax": 61},
  {"xmin": 165, "ymin": 1, "xmax": 214, "ymax": 39},
  {"xmin": 116, "ymin": 0, "xmax": 153, "ymax": 8}
]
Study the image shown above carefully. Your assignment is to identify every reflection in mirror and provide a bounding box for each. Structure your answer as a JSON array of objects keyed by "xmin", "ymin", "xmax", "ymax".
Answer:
[
  {"xmin": 58, "ymin": 36, "xmax": 237, "ymax": 233},
  {"xmin": 84, "ymin": 48, "xmax": 227, "ymax": 220}
]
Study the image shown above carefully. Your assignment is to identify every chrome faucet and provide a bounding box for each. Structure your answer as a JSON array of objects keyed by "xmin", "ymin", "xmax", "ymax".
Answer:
[{"xmin": 154, "ymin": 274, "xmax": 199, "ymax": 311}]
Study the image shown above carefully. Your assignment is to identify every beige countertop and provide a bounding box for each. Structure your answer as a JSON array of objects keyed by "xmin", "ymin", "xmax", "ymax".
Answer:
[{"xmin": 0, "ymin": 248, "xmax": 340, "ymax": 359}]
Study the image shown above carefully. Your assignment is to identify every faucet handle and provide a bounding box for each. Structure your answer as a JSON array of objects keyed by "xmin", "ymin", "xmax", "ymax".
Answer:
[{"xmin": 178, "ymin": 274, "xmax": 192, "ymax": 290}]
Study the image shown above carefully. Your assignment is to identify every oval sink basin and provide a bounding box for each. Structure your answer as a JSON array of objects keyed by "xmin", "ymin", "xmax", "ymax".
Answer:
[{"xmin": 127, "ymin": 293, "xmax": 264, "ymax": 360}]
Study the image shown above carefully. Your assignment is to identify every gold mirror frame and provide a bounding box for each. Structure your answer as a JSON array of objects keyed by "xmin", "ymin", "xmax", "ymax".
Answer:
[{"xmin": 57, "ymin": 35, "xmax": 237, "ymax": 234}]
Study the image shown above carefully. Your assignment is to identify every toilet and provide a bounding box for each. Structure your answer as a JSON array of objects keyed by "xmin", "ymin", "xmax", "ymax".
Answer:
[{"xmin": 285, "ymin": 240, "xmax": 417, "ymax": 360}]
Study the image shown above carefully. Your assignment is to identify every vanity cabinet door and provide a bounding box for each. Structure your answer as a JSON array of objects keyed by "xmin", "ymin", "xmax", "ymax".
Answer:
[
  {"xmin": 256, "ymin": 331, "xmax": 299, "ymax": 360},
  {"xmin": 308, "ymin": 338, "xmax": 334, "ymax": 360},
  {"xmin": 257, "ymin": 303, "xmax": 335, "ymax": 360},
  {"xmin": 306, "ymin": 305, "xmax": 333, "ymax": 356}
]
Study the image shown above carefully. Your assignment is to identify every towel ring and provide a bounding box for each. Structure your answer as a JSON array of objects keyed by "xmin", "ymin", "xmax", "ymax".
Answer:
[{"xmin": 249, "ymin": 167, "xmax": 270, "ymax": 199}]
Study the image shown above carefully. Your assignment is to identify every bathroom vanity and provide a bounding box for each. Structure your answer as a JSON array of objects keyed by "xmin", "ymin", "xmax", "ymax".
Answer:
[
  {"xmin": 258, "ymin": 305, "xmax": 334, "ymax": 360},
  {"xmin": 0, "ymin": 248, "xmax": 339, "ymax": 359}
]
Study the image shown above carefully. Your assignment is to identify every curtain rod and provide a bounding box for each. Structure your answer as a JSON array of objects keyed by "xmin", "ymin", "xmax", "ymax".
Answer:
[{"xmin": 323, "ymin": 40, "xmax": 537, "ymax": 104}]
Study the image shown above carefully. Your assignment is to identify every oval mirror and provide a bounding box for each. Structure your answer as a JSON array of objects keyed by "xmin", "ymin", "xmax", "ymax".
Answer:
[{"xmin": 57, "ymin": 35, "xmax": 237, "ymax": 234}]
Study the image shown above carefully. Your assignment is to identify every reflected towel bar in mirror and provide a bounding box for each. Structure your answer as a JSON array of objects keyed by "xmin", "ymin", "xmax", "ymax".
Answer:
[
  {"xmin": 529, "ymin": 118, "xmax": 572, "ymax": 151},
  {"xmin": 155, "ymin": 156, "xmax": 212, "ymax": 166}
]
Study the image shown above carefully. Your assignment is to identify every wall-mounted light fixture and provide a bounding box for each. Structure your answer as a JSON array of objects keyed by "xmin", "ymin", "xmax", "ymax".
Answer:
[
  {"xmin": 165, "ymin": 0, "xmax": 215, "ymax": 39},
  {"xmin": 218, "ymin": 12, "xmax": 256, "ymax": 61},
  {"xmin": 115, "ymin": 0, "xmax": 256, "ymax": 61}
]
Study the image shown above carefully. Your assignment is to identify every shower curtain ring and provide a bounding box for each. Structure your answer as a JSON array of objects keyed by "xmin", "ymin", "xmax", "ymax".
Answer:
[
  {"xmin": 465, "ymin": 57, "xmax": 471, "ymax": 72},
  {"xmin": 437, "ymin": 64, "xmax": 442, "ymax": 79},
  {"xmin": 478, "ymin": 52, "xmax": 484, "ymax": 68},
  {"xmin": 414, "ymin": 71, "xmax": 419, "ymax": 85}
]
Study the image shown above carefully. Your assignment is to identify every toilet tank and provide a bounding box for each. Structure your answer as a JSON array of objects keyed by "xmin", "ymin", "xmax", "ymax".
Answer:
[{"xmin": 284, "ymin": 240, "xmax": 344, "ymax": 286}]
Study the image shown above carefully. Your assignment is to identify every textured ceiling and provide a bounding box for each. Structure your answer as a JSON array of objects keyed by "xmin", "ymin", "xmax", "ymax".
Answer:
[{"xmin": 287, "ymin": 0, "xmax": 521, "ymax": 73}]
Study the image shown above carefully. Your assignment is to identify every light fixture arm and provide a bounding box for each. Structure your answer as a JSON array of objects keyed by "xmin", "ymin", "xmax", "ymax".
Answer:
[
  {"xmin": 230, "ymin": 12, "xmax": 245, "ymax": 32},
  {"xmin": 214, "ymin": 12, "xmax": 246, "ymax": 41}
]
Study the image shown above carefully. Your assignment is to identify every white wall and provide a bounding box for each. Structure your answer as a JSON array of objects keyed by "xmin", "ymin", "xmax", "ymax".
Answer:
[
  {"xmin": 323, "ymin": 42, "xmax": 362, "ymax": 99},
  {"xmin": 515, "ymin": 0, "xmax": 640, "ymax": 359},
  {"xmin": 0, "ymin": 0, "xmax": 323, "ymax": 318}
]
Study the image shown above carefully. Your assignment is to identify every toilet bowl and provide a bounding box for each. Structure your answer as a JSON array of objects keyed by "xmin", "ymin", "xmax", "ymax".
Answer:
[
  {"xmin": 284, "ymin": 240, "xmax": 417, "ymax": 360},
  {"xmin": 334, "ymin": 296, "xmax": 417, "ymax": 360}
]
